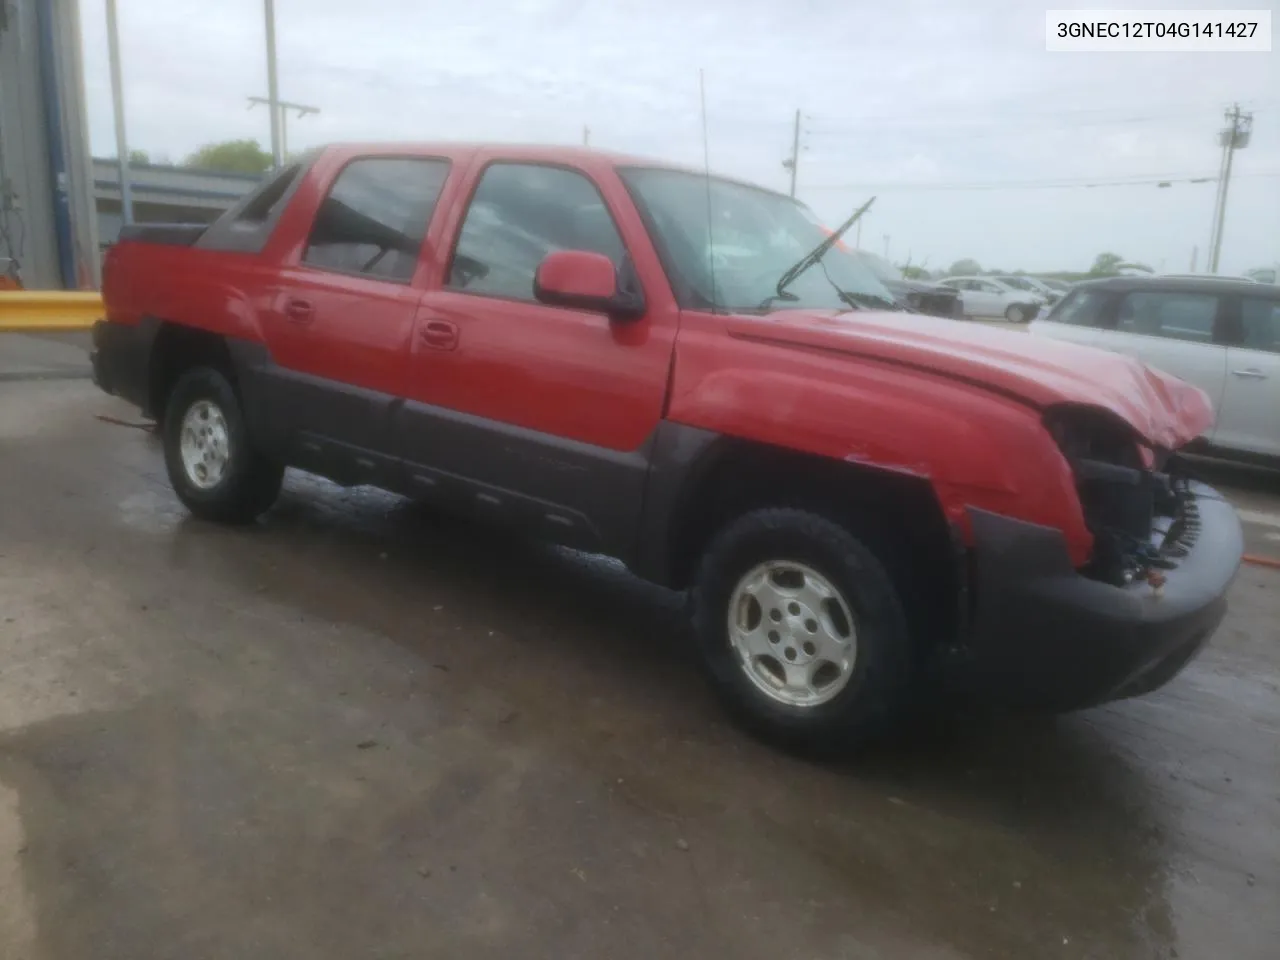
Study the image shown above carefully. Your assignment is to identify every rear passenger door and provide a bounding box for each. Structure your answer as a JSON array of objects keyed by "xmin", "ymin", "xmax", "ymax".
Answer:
[
  {"xmin": 263, "ymin": 156, "xmax": 450, "ymax": 484},
  {"xmin": 1096, "ymin": 289, "xmax": 1230, "ymax": 439},
  {"xmin": 1216, "ymin": 295, "xmax": 1280, "ymax": 457}
]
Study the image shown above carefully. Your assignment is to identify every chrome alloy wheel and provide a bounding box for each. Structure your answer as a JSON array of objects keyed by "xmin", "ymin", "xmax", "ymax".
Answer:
[
  {"xmin": 727, "ymin": 561, "xmax": 858, "ymax": 708},
  {"xmin": 178, "ymin": 399, "xmax": 231, "ymax": 490}
]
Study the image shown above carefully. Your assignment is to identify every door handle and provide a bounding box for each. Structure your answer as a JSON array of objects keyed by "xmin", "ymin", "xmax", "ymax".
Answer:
[
  {"xmin": 419, "ymin": 319, "xmax": 459, "ymax": 350},
  {"xmin": 1231, "ymin": 368, "xmax": 1268, "ymax": 379},
  {"xmin": 285, "ymin": 298, "xmax": 314, "ymax": 323}
]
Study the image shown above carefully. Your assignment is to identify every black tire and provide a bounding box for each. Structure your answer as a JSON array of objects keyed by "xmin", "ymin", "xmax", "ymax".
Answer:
[
  {"xmin": 161, "ymin": 366, "xmax": 283, "ymax": 524},
  {"xmin": 691, "ymin": 508, "xmax": 914, "ymax": 752},
  {"xmin": 1005, "ymin": 304, "xmax": 1027, "ymax": 324}
]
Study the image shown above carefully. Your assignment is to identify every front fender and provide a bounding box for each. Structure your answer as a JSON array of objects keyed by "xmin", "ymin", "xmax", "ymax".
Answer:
[{"xmin": 667, "ymin": 330, "xmax": 1092, "ymax": 563}]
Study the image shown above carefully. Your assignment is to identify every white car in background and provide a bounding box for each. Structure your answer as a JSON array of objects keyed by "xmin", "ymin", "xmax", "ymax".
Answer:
[
  {"xmin": 1030, "ymin": 275, "xmax": 1280, "ymax": 462},
  {"xmin": 937, "ymin": 275, "xmax": 1046, "ymax": 323},
  {"xmin": 991, "ymin": 274, "xmax": 1063, "ymax": 304},
  {"xmin": 1038, "ymin": 278, "xmax": 1075, "ymax": 296}
]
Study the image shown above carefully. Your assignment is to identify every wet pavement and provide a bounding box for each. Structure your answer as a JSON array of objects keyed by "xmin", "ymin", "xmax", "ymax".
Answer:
[{"xmin": 0, "ymin": 335, "xmax": 1277, "ymax": 959}]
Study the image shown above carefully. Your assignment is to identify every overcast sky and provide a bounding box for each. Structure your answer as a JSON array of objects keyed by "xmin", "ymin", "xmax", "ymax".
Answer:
[{"xmin": 79, "ymin": 0, "xmax": 1278, "ymax": 274}]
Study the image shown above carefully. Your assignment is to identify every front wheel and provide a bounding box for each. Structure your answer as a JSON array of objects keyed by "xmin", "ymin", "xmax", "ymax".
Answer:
[
  {"xmin": 162, "ymin": 366, "xmax": 283, "ymax": 524},
  {"xmin": 691, "ymin": 508, "xmax": 914, "ymax": 751},
  {"xmin": 1005, "ymin": 304, "xmax": 1028, "ymax": 324}
]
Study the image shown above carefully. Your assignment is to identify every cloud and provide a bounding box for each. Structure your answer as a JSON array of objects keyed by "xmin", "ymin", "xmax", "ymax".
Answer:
[{"xmin": 79, "ymin": 0, "xmax": 1278, "ymax": 272}]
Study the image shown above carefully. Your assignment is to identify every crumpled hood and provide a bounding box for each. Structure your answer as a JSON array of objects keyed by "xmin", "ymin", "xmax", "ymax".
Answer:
[{"xmin": 727, "ymin": 310, "xmax": 1215, "ymax": 450}]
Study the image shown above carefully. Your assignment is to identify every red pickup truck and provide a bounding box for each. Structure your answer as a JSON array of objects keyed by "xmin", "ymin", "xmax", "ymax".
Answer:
[{"xmin": 92, "ymin": 143, "xmax": 1243, "ymax": 747}]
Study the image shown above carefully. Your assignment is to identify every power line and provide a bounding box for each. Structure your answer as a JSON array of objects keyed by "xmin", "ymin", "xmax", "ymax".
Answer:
[
  {"xmin": 806, "ymin": 115, "xmax": 1232, "ymax": 145},
  {"xmin": 810, "ymin": 112, "xmax": 1195, "ymax": 134},
  {"xmin": 805, "ymin": 171, "xmax": 1280, "ymax": 193},
  {"xmin": 803, "ymin": 98, "xmax": 1278, "ymax": 129}
]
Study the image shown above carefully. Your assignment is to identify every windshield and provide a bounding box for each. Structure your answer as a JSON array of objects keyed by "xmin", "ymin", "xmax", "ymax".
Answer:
[{"xmin": 620, "ymin": 167, "xmax": 897, "ymax": 313}]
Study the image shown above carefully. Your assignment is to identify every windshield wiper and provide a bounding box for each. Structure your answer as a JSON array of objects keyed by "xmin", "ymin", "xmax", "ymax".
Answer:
[
  {"xmin": 839, "ymin": 290, "xmax": 903, "ymax": 311},
  {"xmin": 761, "ymin": 195, "xmax": 876, "ymax": 310}
]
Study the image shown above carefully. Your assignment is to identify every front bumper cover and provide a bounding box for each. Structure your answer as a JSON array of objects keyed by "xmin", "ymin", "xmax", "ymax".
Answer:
[{"xmin": 947, "ymin": 482, "xmax": 1243, "ymax": 710}]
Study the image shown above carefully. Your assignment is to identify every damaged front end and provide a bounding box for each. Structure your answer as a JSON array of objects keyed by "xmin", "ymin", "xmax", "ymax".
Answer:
[{"xmin": 1045, "ymin": 406, "xmax": 1204, "ymax": 588}]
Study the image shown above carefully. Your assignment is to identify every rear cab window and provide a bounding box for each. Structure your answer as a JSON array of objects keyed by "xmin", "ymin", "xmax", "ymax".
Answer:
[
  {"xmin": 196, "ymin": 160, "xmax": 309, "ymax": 254},
  {"xmin": 302, "ymin": 157, "xmax": 451, "ymax": 283}
]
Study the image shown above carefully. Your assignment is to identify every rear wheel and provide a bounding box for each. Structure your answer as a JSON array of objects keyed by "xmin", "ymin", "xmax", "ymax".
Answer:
[
  {"xmin": 162, "ymin": 367, "xmax": 283, "ymax": 523},
  {"xmin": 1005, "ymin": 304, "xmax": 1027, "ymax": 324},
  {"xmin": 691, "ymin": 508, "xmax": 914, "ymax": 751}
]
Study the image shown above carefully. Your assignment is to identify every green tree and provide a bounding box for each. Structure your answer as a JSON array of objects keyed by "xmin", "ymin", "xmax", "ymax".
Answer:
[
  {"xmin": 1090, "ymin": 252, "xmax": 1124, "ymax": 276},
  {"xmin": 900, "ymin": 265, "xmax": 932, "ymax": 280},
  {"xmin": 948, "ymin": 258, "xmax": 981, "ymax": 276},
  {"xmin": 183, "ymin": 139, "xmax": 273, "ymax": 175},
  {"xmin": 127, "ymin": 149, "xmax": 150, "ymax": 165}
]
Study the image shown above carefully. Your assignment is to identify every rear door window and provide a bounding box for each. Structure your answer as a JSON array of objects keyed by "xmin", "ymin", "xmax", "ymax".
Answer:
[
  {"xmin": 1239, "ymin": 298, "xmax": 1280, "ymax": 353},
  {"xmin": 1115, "ymin": 291, "xmax": 1220, "ymax": 343},
  {"xmin": 303, "ymin": 157, "xmax": 451, "ymax": 282}
]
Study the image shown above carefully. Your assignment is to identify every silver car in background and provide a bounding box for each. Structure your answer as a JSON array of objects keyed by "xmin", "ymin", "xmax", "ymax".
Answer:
[{"xmin": 937, "ymin": 275, "xmax": 1046, "ymax": 323}]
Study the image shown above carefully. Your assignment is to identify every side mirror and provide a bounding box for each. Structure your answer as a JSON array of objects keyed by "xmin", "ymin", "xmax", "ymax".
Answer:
[{"xmin": 534, "ymin": 250, "xmax": 644, "ymax": 322}]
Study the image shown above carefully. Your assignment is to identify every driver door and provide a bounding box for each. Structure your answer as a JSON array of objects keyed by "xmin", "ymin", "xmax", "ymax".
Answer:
[{"xmin": 399, "ymin": 158, "xmax": 678, "ymax": 555}]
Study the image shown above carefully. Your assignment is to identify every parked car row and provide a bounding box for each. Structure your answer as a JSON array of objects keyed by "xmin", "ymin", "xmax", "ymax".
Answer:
[{"xmin": 852, "ymin": 251, "xmax": 964, "ymax": 319}]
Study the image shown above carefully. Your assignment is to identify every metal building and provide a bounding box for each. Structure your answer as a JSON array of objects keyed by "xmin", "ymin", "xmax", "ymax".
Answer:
[{"xmin": 0, "ymin": 0, "xmax": 99, "ymax": 289}]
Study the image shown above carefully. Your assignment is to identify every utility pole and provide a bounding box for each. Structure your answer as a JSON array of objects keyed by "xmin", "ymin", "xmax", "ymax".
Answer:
[
  {"xmin": 782, "ymin": 108, "xmax": 801, "ymax": 197},
  {"xmin": 1208, "ymin": 103, "xmax": 1253, "ymax": 274},
  {"xmin": 105, "ymin": 0, "xmax": 133, "ymax": 224},
  {"xmin": 582, "ymin": 125, "xmax": 590, "ymax": 147},
  {"xmin": 882, "ymin": 234, "xmax": 891, "ymax": 259},
  {"xmin": 262, "ymin": 0, "xmax": 283, "ymax": 168},
  {"xmin": 1190, "ymin": 246, "xmax": 1198, "ymax": 272},
  {"xmin": 248, "ymin": 96, "xmax": 319, "ymax": 161}
]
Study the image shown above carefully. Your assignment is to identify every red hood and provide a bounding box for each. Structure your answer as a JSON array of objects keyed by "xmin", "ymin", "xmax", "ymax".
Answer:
[{"xmin": 727, "ymin": 310, "xmax": 1214, "ymax": 450}]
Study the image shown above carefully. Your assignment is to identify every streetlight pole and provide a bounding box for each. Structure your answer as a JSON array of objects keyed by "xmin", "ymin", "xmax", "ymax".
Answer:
[
  {"xmin": 263, "ymin": 0, "xmax": 283, "ymax": 168},
  {"xmin": 105, "ymin": 0, "xmax": 133, "ymax": 224}
]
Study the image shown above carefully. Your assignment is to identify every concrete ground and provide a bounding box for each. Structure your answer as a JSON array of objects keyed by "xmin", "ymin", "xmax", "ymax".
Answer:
[{"xmin": 0, "ymin": 334, "xmax": 1277, "ymax": 960}]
